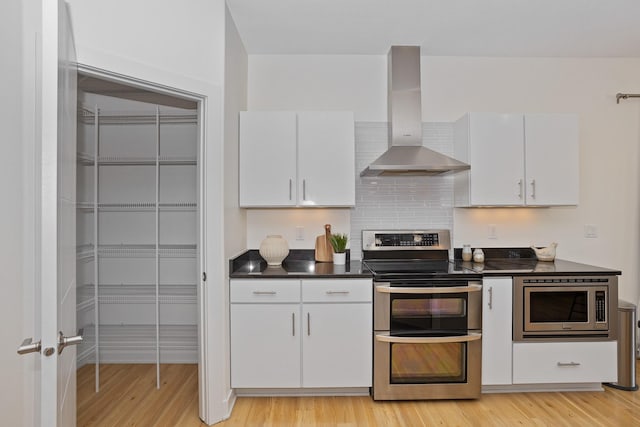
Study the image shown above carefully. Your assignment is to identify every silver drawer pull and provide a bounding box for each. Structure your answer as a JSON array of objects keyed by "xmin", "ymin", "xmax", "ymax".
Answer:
[
  {"xmin": 326, "ymin": 290, "xmax": 350, "ymax": 295},
  {"xmin": 252, "ymin": 291, "xmax": 277, "ymax": 295},
  {"xmin": 557, "ymin": 361, "xmax": 581, "ymax": 367}
]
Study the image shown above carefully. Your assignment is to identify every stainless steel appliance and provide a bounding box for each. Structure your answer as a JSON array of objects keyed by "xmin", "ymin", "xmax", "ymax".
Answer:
[
  {"xmin": 360, "ymin": 46, "xmax": 470, "ymax": 177},
  {"xmin": 362, "ymin": 230, "xmax": 483, "ymax": 400},
  {"xmin": 513, "ymin": 275, "xmax": 618, "ymax": 341}
]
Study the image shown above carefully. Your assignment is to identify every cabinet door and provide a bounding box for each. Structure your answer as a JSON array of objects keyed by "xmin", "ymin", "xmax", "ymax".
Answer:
[
  {"xmin": 302, "ymin": 303, "xmax": 372, "ymax": 387},
  {"xmin": 239, "ymin": 111, "xmax": 297, "ymax": 207},
  {"xmin": 230, "ymin": 304, "xmax": 301, "ymax": 388},
  {"xmin": 524, "ymin": 114, "xmax": 579, "ymax": 206},
  {"xmin": 468, "ymin": 113, "xmax": 525, "ymax": 206},
  {"xmin": 297, "ymin": 112, "xmax": 355, "ymax": 207},
  {"xmin": 481, "ymin": 278, "xmax": 513, "ymax": 386}
]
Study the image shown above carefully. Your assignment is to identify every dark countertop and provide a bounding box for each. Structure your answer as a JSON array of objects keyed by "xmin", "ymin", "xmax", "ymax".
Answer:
[
  {"xmin": 230, "ymin": 248, "xmax": 621, "ymax": 279},
  {"xmin": 453, "ymin": 247, "xmax": 621, "ymax": 276},
  {"xmin": 230, "ymin": 250, "xmax": 372, "ymax": 279},
  {"xmin": 460, "ymin": 258, "xmax": 621, "ymax": 276}
]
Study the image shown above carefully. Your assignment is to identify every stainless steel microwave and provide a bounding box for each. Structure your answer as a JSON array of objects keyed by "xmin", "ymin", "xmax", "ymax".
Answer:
[{"xmin": 513, "ymin": 276, "xmax": 618, "ymax": 341}]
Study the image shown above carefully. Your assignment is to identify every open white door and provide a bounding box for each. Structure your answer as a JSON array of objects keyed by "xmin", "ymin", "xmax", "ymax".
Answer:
[{"xmin": 17, "ymin": 1, "xmax": 78, "ymax": 425}]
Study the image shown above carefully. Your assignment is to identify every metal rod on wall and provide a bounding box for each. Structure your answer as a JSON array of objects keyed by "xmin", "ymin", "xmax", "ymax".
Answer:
[{"xmin": 616, "ymin": 93, "xmax": 640, "ymax": 104}]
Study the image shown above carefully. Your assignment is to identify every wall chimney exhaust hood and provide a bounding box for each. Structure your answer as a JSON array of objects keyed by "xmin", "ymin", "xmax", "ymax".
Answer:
[{"xmin": 360, "ymin": 46, "xmax": 470, "ymax": 177}]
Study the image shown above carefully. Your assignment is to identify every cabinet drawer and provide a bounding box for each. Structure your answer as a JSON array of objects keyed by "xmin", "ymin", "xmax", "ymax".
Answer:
[
  {"xmin": 302, "ymin": 279, "xmax": 372, "ymax": 303},
  {"xmin": 230, "ymin": 279, "xmax": 300, "ymax": 303},
  {"xmin": 513, "ymin": 341, "xmax": 617, "ymax": 384}
]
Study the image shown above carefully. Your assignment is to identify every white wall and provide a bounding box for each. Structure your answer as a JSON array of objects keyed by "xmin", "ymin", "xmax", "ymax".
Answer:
[
  {"xmin": 246, "ymin": 210, "xmax": 351, "ymax": 250},
  {"xmin": 248, "ymin": 54, "xmax": 640, "ymax": 305},
  {"xmin": 223, "ymin": 3, "xmax": 248, "ymax": 413},
  {"xmin": 224, "ymin": 5, "xmax": 248, "ymax": 261},
  {"xmin": 1, "ymin": 1, "xmax": 25, "ymax": 425},
  {"xmin": 248, "ymin": 55, "xmax": 386, "ymax": 121},
  {"xmin": 67, "ymin": 0, "xmax": 225, "ymax": 86}
]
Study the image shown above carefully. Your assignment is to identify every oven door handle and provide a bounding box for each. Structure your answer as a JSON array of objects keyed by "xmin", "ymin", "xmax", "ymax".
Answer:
[
  {"xmin": 375, "ymin": 332, "xmax": 482, "ymax": 344},
  {"xmin": 375, "ymin": 283, "xmax": 482, "ymax": 294}
]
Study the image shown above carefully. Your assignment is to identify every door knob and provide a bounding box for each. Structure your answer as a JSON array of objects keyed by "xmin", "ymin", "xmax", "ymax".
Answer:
[
  {"xmin": 57, "ymin": 329, "xmax": 83, "ymax": 355},
  {"xmin": 17, "ymin": 338, "xmax": 41, "ymax": 355}
]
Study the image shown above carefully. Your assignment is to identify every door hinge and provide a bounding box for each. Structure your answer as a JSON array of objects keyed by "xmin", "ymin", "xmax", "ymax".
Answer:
[{"xmin": 202, "ymin": 272, "xmax": 207, "ymax": 282}]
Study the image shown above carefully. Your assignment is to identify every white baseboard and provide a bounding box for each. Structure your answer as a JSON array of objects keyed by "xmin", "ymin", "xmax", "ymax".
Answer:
[
  {"xmin": 225, "ymin": 389, "xmax": 236, "ymax": 420},
  {"xmin": 482, "ymin": 383, "xmax": 605, "ymax": 394},
  {"xmin": 234, "ymin": 387, "xmax": 370, "ymax": 397}
]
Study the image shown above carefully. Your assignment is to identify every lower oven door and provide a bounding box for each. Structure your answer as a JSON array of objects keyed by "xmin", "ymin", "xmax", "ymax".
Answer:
[{"xmin": 373, "ymin": 331, "xmax": 482, "ymax": 400}]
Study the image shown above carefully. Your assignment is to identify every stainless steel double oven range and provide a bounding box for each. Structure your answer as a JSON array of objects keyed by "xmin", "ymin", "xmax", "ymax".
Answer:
[{"xmin": 362, "ymin": 230, "xmax": 483, "ymax": 400}]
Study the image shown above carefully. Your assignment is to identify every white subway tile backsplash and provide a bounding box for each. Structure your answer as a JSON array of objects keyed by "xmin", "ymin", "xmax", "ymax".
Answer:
[{"xmin": 351, "ymin": 122, "xmax": 454, "ymax": 259}]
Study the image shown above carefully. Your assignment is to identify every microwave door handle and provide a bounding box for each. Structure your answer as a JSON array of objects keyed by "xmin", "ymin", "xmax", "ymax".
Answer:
[
  {"xmin": 375, "ymin": 332, "xmax": 482, "ymax": 344},
  {"xmin": 375, "ymin": 283, "xmax": 482, "ymax": 294}
]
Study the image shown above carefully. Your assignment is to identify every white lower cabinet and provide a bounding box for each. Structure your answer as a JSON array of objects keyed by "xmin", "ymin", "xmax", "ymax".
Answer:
[
  {"xmin": 481, "ymin": 277, "xmax": 513, "ymax": 386},
  {"xmin": 303, "ymin": 303, "xmax": 372, "ymax": 387},
  {"xmin": 230, "ymin": 303, "xmax": 301, "ymax": 388},
  {"xmin": 512, "ymin": 341, "xmax": 617, "ymax": 384},
  {"xmin": 230, "ymin": 278, "xmax": 372, "ymax": 389}
]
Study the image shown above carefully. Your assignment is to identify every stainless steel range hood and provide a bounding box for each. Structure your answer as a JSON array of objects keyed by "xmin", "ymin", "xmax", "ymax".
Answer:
[{"xmin": 360, "ymin": 46, "xmax": 470, "ymax": 177}]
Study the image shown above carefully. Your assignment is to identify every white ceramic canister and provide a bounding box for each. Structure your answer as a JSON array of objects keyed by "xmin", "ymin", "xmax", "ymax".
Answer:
[
  {"xmin": 259, "ymin": 235, "xmax": 290, "ymax": 266},
  {"xmin": 462, "ymin": 244, "xmax": 473, "ymax": 262},
  {"xmin": 473, "ymin": 248, "xmax": 485, "ymax": 263}
]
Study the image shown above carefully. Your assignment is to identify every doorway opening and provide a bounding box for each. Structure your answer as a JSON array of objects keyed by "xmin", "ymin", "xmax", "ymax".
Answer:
[{"xmin": 74, "ymin": 69, "xmax": 204, "ymax": 423}]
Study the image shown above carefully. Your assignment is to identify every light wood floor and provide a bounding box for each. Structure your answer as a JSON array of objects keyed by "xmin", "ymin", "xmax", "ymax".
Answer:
[{"xmin": 78, "ymin": 363, "xmax": 640, "ymax": 426}]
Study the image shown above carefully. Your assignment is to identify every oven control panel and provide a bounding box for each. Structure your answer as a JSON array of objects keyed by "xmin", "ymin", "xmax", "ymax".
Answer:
[{"xmin": 362, "ymin": 230, "xmax": 451, "ymax": 250}]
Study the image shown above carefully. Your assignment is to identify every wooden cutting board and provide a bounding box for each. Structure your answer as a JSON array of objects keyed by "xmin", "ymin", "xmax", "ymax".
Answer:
[{"xmin": 314, "ymin": 224, "xmax": 333, "ymax": 262}]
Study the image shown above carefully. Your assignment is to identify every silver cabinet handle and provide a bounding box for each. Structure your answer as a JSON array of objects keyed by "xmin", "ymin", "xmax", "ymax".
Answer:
[
  {"xmin": 252, "ymin": 291, "xmax": 276, "ymax": 295},
  {"xmin": 530, "ymin": 179, "xmax": 536, "ymax": 199},
  {"xmin": 302, "ymin": 179, "xmax": 306, "ymax": 200},
  {"xmin": 58, "ymin": 329, "xmax": 83, "ymax": 355},
  {"xmin": 375, "ymin": 283, "xmax": 482, "ymax": 294},
  {"xmin": 376, "ymin": 332, "xmax": 481, "ymax": 344},
  {"xmin": 326, "ymin": 290, "xmax": 350, "ymax": 295},
  {"xmin": 517, "ymin": 179, "xmax": 523, "ymax": 199},
  {"xmin": 17, "ymin": 338, "xmax": 41, "ymax": 355},
  {"xmin": 488, "ymin": 286, "xmax": 493, "ymax": 310},
  {"xmin": 307, "ymin": 312, "xmax": 311, "ymax": 336},
  {"xmin": 289, "ymin": 179, "xmax": 292, "ymax": 200},
  {"xmin": 557, "ymin": 361, "xmax": 581, "ymax": 367},
  {"xmin": 292, "ymin": 313, "xmax": 295, "ymax": 336}
]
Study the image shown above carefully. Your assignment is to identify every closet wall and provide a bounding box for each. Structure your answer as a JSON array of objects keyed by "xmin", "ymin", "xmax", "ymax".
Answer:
[{"xmin": 76, "ymin": 91, "xmax": 199, "ymax": 383}]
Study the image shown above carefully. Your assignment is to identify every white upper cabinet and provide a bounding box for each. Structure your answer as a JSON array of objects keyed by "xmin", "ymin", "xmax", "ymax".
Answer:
[
  {"xmin": 524, "ymin": 114, "xmax": 579, "ymax": 206},
  {"xmin": 454, "ymin": 113, "xmax": 578, "ymax": 207},
  {"xmin": 239, "ymin": 111, "xmax": 355, "ymax": 207},
  {"xmin": 454, "ymin": 113, "xmax": 525, "ymax": 206},
  {"xmin": 239, "ymin": 111, "xmax": 298, "ymax": 206},
  {"xmin": 297, "ymin": 112, "xmax": 355, "ymax": 207}
]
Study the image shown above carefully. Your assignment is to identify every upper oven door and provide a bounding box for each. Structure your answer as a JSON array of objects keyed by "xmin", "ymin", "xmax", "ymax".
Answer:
[{"xmin": 374, "ymin": 281, "xmax": 482, "ymax": 332}]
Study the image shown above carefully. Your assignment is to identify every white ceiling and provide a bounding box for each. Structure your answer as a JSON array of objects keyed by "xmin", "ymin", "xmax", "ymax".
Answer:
[{"xmin": 226, "ymin": 0, "xmax": 640, "ymax": 57}]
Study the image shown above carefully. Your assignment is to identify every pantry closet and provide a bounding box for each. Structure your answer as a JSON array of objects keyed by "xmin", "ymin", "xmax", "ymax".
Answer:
[{"xmin": 75, "ymin": 76, "xmax": 200, "ymax": 390}]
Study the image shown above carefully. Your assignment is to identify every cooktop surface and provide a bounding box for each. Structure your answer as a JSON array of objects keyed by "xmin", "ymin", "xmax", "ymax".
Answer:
[{"xmin": 363, "ymin": 259, "xmax": 482, "ymax": 280}]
